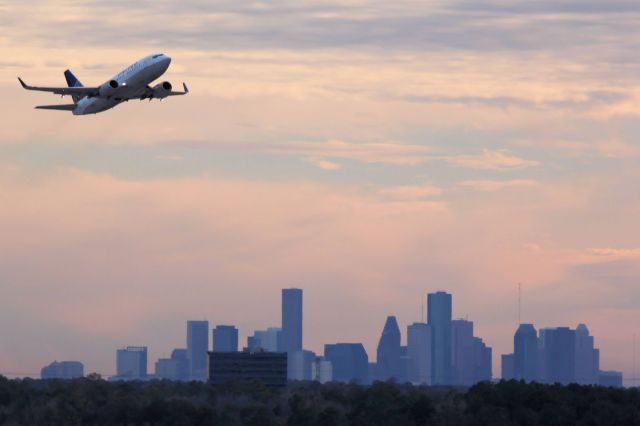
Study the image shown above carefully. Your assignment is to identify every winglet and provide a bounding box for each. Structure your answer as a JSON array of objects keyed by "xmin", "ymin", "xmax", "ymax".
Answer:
[
  {"xmin": 183, "ymin": 82, "xmax": 189, "ymax": 93},
  {"xmin": 18, "ymin": 77, "xmax": 27, "ymax": 89}
]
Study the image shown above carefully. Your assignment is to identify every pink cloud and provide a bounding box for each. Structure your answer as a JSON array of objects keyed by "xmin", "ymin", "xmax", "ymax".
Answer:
[
  {"xmin": 586, "ymin": 247, "xmax": 640, "ymax": 259},
  {"xmin": 445, "ymin": 149, "xmax": 539, "ymax": 171},
  {"xmin": 274, "ymin": 139, "xmax": 432, "ymax": 165},
  {"xmin": 377, "ymin": 184, "xmax": 443, "ymax": 200},
  {"xmin": 458, "ymin": 179, "xmax": 538, "ymax": 192},
  {"xmin": 311, "ymin": 158, "xmax": 341, "ymax": 170}
]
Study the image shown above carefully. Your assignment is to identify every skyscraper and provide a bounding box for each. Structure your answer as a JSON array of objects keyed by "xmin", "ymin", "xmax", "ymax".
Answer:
[
  {"xmin": 451, "ymin": 319, "xmax": 475, "ymax": 386},
  {"xmin": 407, "ymin": 322, "xmax": 432, "ymax": 385},
  {"xmin": 472, "ymin": 337, "xmax": 492, "ymax": 382},
  {"xmin": 213, "ymin": 325, "xmax": 239, "ymax": 352},
  {"xmin": 116, "ymin": 346, "xmax": 147, "ymax": 380},
  {"xmin": 398, "ymin": 345, "xmax": 409, "ymax": 383},
  {"xmin": 187, "ymin": 320, "xmax": 209, "ymax": 381},
  {"xmin": 324, "ymin": 343, "xmax": 369, "ymax": 384},
  {"xmin": 282, "ymin": 288, "xmax": 303, "ymax": 353},
  {"xmin": 428, "ymin": 291, "xmax": 452, "ymax": 385},
  {"xmin": 574, "ymin": 323, "xmax": 598, "ymax": 385},
  {"xmin": 514, "ymin": 323, "xmax": 538, "ymax": 382},
  {"xmin": 376, "ymin": 316, "xmax": 401, "ymax": 381},
  {"xmin": 539, "ymin": 327, "xmax": 575, "ymax": 384}
]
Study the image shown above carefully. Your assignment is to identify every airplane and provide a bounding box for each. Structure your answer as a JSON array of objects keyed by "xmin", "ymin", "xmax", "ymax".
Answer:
[{"xmin": 18, "ymin": 53, "xmax": 188, "ymax": 115}]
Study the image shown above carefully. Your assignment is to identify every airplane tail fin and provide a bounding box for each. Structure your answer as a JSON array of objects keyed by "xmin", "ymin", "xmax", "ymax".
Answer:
[{"xmin": 64, "ymin": 70, "xmax": 83, "ymax": 104}]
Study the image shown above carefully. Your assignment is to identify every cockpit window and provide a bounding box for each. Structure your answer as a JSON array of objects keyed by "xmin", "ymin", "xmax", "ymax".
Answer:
[{"xmin": 152, "ymin": 54, "xmax": 163, "ymax": 59}]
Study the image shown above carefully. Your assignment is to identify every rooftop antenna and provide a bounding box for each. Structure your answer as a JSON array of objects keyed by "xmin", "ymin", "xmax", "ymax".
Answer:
[
  {"xmin": 634, "ymin": 333, "xmax": 637, "ymax": 387},
  {"xmin": 421, "ymin": 302, "xmax": 425, "ymax": 323}
]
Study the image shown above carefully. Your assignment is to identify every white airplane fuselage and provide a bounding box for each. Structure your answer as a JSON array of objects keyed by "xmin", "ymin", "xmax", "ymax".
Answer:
[
  {"xmin": 74, "ymin": 54, "xmax": 171, "ymax": 115},
  {"xmin": 19, "ymin": 53, "xmax": 187, "ymax": 114}
]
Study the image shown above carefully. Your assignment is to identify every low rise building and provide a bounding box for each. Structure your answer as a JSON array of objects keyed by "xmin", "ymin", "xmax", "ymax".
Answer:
[
  {"xmin": 598, "ymin": 370, "xmax": 623, "ymax": 388},
  {"xmin": 208, "ymin": 349, "xmax": 287, "ymax": 387},
  {"xmin": 41, "ymin": 361, "xmax": 84, "ymax": 379}
]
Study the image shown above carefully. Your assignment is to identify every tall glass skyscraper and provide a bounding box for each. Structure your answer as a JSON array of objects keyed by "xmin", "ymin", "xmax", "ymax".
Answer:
[
  {"xmin": 282, "ymin": 288, "xmax": 303, "ymax": 353},
  {"xmin": 539, "ymin": 327, "xmax": 575, "ymax": 384},
  {"xmin": 514, "ymin": 323, "xmax": 538, "ymax": 382},
  {"xmin": 407, "ymin": 322, "xmax": 432, "ymax": 385},
  {"xmin": 574, "ymin": 323, "xmax": 598, "ymax": 385},
  {"xmin": 213, "ymin": 325, "xmax": 239, "ymax": 352},
  {"xmin": 428, "ymin": 291, "xmax": 452, "ymax": 385},
  {"xmin": 187, "ymin": 320, "xmax": 209, "ymax": 381},
  {"xmin": 472, "ymin": 337, "xmax": 492, "ymax": 382},
  {"xmin": 451, "ymin": 319, "xmax": 474, "ymax": 385},
  {"xmin": 376, "ymin": 316, "xmax": 401, "ymax": 381}
]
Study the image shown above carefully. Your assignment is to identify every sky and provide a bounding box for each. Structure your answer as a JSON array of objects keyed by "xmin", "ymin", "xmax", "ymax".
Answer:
[{"xmin": 0, "ymin": 0, "xmax": 639, "ymax": 381}]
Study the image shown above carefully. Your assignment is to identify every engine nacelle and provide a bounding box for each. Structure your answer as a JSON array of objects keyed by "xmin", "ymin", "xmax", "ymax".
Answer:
[
  {"xmin": 98, "ymin": 80, "xmax": 119, "ymax": 97},
  {"xmin": 151, "ymin": 81, "xmax": 172, "ymax": 99}
]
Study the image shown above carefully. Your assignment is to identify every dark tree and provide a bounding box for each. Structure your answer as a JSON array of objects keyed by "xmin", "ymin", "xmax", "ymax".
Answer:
[{"xmin": 0, "ymin": 376, "xmax": 638, "ymax": 425}]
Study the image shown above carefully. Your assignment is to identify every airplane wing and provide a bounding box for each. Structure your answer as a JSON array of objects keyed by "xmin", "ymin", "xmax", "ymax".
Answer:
[
  {"xmin": 35, "ymin": 104, "xmax": 76, "ymax": 111},
  {"xmin": 18, "ymin": 77, "xmax": 98, "ymax": 97}
]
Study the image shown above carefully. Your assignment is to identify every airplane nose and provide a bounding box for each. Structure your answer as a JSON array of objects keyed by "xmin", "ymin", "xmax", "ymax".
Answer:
[{"xmin": 163, "ymin": 56, "xmax": 171, "ymax": 66}]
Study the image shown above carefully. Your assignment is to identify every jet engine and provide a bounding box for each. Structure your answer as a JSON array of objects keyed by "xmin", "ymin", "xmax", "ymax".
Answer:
[
  {"xmin": 98, "ymin": 80, "xmax": 119, "ymax": 97},
  {"xmin": 151, "ymin": 81, "xmax": 172, "ymax": 99}
]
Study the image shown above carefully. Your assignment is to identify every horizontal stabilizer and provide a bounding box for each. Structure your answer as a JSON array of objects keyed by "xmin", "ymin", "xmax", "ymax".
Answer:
[
  {"xmin": 166, "ymin": 82, "xmax": 189, "ymax": 96},
  {"xmin": 35, "ymin": 104, "xmax": 76, "ymax": 111}
]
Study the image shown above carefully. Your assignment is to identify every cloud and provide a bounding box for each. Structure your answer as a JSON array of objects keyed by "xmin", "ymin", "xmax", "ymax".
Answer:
[
  {"xmin": 271, "ymin": 140, "xmax": 432, "ymax": 166},
  {"xmin": 458, "ymin": 179, "xmax": 538, "ymax": 192},
  {"xmin": 247, "ymin": 141, "xmax": 539, "ymax": 172},
  {"xmin": 586, "ymin": 248, "xmax": 640, "ymax": 259},
  {"xmin": 311, "ymin": 158, "xmax": 341, "ymax": 170},
  {"xmin": 4, "ymin": 0, "xmax": 640, "ymax": 61},
  {"xmin": 445, "ymin": 149, "xmax": 539, "ymax": 171},
  {"xmin": 594, "ymin": 139, "xmax": 640, "ymax": 159},
  {"xmin": 399, "ymin": 91, "xmax": 629, "ymax": 111},
  {"xmin": 377, "ymin": 184, "xmax": 443, "ymax": 201},
  {"xmin": 458, "ymin": 1, "xmax": 640, "ymax": 15},
  {"xmin": 564, "ymin": 255, "xmax": 640, "ymax": 315}
]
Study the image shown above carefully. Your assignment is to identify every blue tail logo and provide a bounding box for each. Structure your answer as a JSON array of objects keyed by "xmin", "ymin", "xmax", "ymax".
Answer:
[{"xmin": 64, "ymin": 69, "xmax": 83, "ymax": 104}]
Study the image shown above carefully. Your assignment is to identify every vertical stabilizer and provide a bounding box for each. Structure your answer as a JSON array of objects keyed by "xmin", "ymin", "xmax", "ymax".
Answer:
[{"xmin": 64, "ymin": 70, "xmax": 83, "ymax": 104}]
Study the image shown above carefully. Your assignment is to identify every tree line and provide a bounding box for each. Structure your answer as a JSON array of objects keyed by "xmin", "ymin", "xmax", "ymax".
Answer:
[{"xmin": 0, "ymin": 375, "xmax": 638, "ymax": 425}]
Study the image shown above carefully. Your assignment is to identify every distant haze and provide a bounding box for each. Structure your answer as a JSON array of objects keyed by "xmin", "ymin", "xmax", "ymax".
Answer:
[{"xmin": 0, "ymin": 0, "xmax": 638, "ymax": 380}]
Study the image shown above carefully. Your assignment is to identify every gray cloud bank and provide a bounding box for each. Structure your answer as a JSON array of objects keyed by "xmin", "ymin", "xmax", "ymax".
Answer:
[{"xmin": 4, "ymin": 0, "xmax": 640, "ymax": 61}]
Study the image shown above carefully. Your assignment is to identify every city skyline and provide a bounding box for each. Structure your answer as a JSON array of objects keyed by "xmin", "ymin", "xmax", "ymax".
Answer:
[
  {"xmin": 1, "ymin": 0, "xmax": 639, "ymax": 385},
  {"xmin": 10, "ymin": 288, "xmax": 628, "ymax": 387}
]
